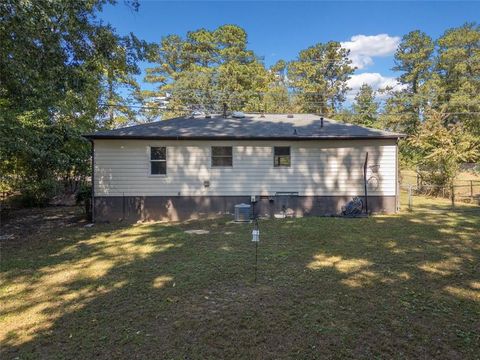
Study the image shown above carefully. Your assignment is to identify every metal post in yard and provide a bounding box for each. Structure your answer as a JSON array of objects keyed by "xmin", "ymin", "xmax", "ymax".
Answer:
[
  {"xmin": 408, "ymin": 184, "xmax": 413, "ymax": 211},
  {"xmin": 252, "ymin": 219, "xmax": 260, "ymax": 283},
  {"xmin": 254, "ymin": 241, "xmax": 258, "ymax": 283}
]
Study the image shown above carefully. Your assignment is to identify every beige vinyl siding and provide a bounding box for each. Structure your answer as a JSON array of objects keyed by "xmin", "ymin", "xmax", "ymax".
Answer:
[{"xmin": 94, "ymin": 139, "xmax": 397, "ymax": 197}]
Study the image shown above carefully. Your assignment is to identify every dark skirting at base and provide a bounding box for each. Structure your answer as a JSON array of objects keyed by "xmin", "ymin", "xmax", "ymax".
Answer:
[{"xmin": 93, "ymin": 195, "xmax": 397, "ymax": 222}]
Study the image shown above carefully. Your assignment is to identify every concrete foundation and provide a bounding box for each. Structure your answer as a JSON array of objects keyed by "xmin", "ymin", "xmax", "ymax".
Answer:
[{"xmin": 93, "ymin": 195, "xmax": 397, "ymax": 222}]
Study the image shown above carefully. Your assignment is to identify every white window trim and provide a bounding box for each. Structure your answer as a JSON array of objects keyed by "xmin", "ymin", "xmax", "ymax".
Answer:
[
  {"xmin": 210, "ymin": 146, "xmax": 234, "ymax": 168},
  {"xmin": 273, "ymin": 146, "xmax": 291, "ymax": 168},
  {"xmin": 148, "ymin": 146, "xmax": 167, "ymax": 177}
]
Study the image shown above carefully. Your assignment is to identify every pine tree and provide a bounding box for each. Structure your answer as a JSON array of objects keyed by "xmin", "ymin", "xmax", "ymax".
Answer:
[
  {"xmin": 352, "ymin": 84, "xmax": 379, "ymax": 127},
  {"xmin": 143, "ymin": 25, "xmax": 269, "ymax": 118},
  {"xmin": 436, "ymin": 23, "xmax": 480, "ymax": 136},
  {"xmin": 287, "ymin": 42, "xmax": 354, "ymax": 115},
  {"xmin": 393, "ymin": 30, "xmax": 434, "ymax": 94},
  {"xmin": 384, "ymin": 30, "xmax": 435, "ymax": 135}
]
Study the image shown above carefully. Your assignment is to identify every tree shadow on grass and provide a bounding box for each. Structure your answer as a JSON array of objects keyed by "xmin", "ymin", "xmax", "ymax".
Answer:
[
  {"xmin": 291, "ymin": 210, "xmax": 479, "ymax": 358},
  {"xmin": 1, "ymin": 206, "xmax": 479, "ymax": 359}
]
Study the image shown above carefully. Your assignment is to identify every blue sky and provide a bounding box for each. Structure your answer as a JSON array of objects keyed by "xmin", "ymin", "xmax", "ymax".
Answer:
[{"xmin": 99, "ymin": 1, "xmax": 479, "ymax": 97}]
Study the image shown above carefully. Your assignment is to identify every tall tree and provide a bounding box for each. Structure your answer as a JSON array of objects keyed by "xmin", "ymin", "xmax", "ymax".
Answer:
[
  {"xmin": 393, "ymin": 30, "xmax": 434, "ymax": 94},
  {"xmin": 352, "ymin": 84, "xmax": 379, "ymax": 127},
  {"xmin": 435, "ymin": 23, "xmax": 480, "ymax": 136},
  {"xmin": 383, "ymin": 31, "xmax": 435, "ymax": 135},
  {"xmin": 0, "ymin": 0, "xmax": 149, "ymax": 203},
  {"xmin": 287, "ymin": 42, "xmax": 354, "ymax": 115},
  {"xmin": 143, "ymin": 25, "xmax": 268, "ymax": 118}
]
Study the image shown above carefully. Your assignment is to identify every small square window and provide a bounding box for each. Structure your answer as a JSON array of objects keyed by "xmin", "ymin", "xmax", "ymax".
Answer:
[
  {"xmin": 150, "ymin": 146, "xmax": 167, "ymax": 175},
  {"xmin": 212, "ymin": 146, "xmax": 233, "ymax": 167},
  {"xmin": 274, "ymin": 147, "xmax": 290, "ymax": 167}
]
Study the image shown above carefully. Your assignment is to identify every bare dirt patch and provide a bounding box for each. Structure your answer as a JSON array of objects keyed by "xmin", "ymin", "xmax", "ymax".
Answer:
[{"xmin": 1, "ymin": 206, "xmax": 86, "ymax": 249}]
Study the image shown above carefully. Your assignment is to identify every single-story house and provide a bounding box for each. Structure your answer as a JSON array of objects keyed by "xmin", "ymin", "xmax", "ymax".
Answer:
[{"xmin": 84, "ymin": 113, "xmax": 404, "ymax": 222}]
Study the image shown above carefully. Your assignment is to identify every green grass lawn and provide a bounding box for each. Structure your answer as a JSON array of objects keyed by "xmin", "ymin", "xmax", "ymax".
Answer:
[{"xmin": 1, "ymin": 198, "xmax": 479, "ymax": 359}]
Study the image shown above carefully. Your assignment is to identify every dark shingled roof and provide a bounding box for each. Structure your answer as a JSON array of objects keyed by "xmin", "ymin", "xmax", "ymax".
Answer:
[{"xmin": 84, "ymin": 113, "xmax": 405, "ymax": 140}]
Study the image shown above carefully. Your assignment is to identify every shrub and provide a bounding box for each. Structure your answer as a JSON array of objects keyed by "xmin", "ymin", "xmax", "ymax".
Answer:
[{"xmin": 19, "ymin": 179, "xmax": 58, "ymax": 207}]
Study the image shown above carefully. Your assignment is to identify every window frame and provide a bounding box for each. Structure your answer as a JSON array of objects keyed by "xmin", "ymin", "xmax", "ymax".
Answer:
[
  {"xmin": 149, "ymin": 146, "xmax": 167, "ymax": 176},
  {"xmin": 273, "ymin": 146, "xmax": 291, "ymax": 168},
  {"xmin": 211, "ymin": 146, "xmax": 233, "ymax": 168}
]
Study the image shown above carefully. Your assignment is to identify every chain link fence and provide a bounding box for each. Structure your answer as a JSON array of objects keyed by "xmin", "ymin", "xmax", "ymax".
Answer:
[{"xmin": 399, "ymin": 181, "xmax": 480, "ymax": 213}]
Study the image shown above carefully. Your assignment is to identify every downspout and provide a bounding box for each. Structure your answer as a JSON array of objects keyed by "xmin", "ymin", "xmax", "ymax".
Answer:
[{"xmin": 363, "ymin": 152, "xmax": 369, "ymax": 215}]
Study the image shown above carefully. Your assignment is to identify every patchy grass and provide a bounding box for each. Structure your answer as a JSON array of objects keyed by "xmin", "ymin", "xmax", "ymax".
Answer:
[
  {"xmin": 399, "ymin": 189, "xmax": 480, "ymax": 213},
  {"xmin": 1, "ymin": 200, "xmax": 479, "ymax": 359}
]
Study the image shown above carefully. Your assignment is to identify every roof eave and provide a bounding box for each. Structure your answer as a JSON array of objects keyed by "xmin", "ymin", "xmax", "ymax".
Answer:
[{"xmin": 83, "ymin": 134, "xmax": 405, "ymax": 141}]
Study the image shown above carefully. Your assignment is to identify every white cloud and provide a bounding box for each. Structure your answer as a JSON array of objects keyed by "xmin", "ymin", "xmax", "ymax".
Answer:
[
  {"xmin": 341, "ymin": 34, "xmax": 400, "ymax": 69},
  {"xmin": 348, "ymin": 72, "xmax": 399, "ymax": 91},
  {"xmin": 346, "ymin": 72, "xmax": 406, "ymax": 101}
]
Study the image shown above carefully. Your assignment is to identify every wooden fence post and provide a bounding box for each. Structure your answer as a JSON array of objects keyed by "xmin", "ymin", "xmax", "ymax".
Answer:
[
  {"xmin": 451, "ymin": 185, "xmax": 455, "ymax": 209},
  {"xmin": 408, "ymin": 184, "xmax": 413, "ymax": 211},
  {"xmin": 470, "ymin": 180, "xmax": 474, "ymax": 203}
]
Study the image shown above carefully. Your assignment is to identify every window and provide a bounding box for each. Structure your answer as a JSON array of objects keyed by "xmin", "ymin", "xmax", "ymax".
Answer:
[
  {"xmin": 211, "ymin": 146, "xmax": 233, "ymax": 167},
  {"xmin": 274, "ymin": 146, "xmax": 290, "ymax": 167},
  {"xmin": 150, "ymin": 146, "xmax": 166, "ymax": 175}
]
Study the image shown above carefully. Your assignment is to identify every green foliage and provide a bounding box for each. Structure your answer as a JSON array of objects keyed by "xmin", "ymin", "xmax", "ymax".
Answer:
[
  {"xmin": 382, "ymin": 31, "xmax": 435, "ymax": 135},
  {"xmin": 143, "ymin": 25, "xmax": 269, "ymax": 117},
  {"xmin": 436, "ymin": 23, "xmax": 480, "ymax": 135},
  {"xmin": 393, "ymin": 30, "xmax": 434, "ymax": 94},
  {"xmin": 351, "ymin": 84, "xmax": 379, "ymax": 127},
  {"xmin": 76, "ymin": 184, "xmax": 92, "ymax": 205},
  {"xmin": 332, "ymin": 107, "xmax": 354, "ymax": 123},
  {"xmin": 245, "ymin": 60, "xmax": 295, "ymax": 113},
  {"xmin": 385, "ymin": 23, "xmax": 479, "ymax": 176},
  {"xmin": 19, "ymin": 178, "xmax": 59, "ymax": 207},
  {"xmin": 0, "ymin": 0, "xmax": 150, "ymax": 205},
  {"xmin": 287, "ymin": 42, "xmax": 354, "ymax": 115},
  {"xmin": 145, "ymin": 32, "xmax": 354, "ymax": 118},
  {"xmin": 1, "ymin": 7, "xmax": 478, "ymax": 206},
  {"xmin": 410, "ymin": 110, "xmax": 480, "ymax": 187}
]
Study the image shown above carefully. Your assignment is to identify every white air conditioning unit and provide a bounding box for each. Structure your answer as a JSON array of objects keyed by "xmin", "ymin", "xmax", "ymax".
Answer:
[{"xmin": 234, "ymin": 203, "xmax": 251, "ymax": 222}]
